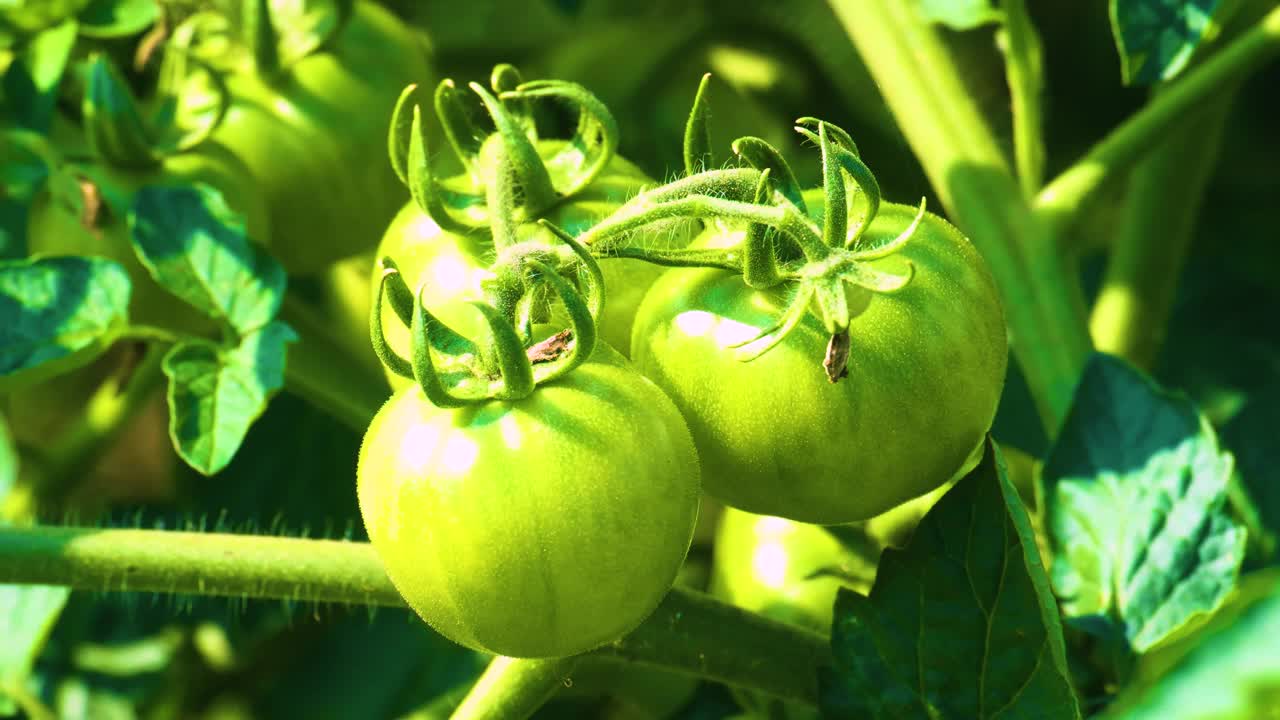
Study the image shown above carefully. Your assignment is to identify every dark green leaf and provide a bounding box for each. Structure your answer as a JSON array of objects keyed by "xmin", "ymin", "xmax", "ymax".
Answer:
[
  {"xmin": 1109, "ymin": 0, "xmax": 1223, "ymax": 85},
  {"xmin": 0, "ymin": 256, "xmax": 131, "ymax": 392},
  {"xmin": 1102, "ymin": 570, "xmax": 1280, "ymax": 718},
  {"xmin": 818, "ymin": 439, "xmax": 1081, "ymax": 719},
  {"xmin": 918, "ymin": 0, "xmax": 1003, "ymax": 30},
  {"xmin": 77, "ymin": 0, "xmax": 159, "ymax": 38},
  {"xmin": 0, "ymin": 584, "xmax": 71, "ymax": 714},
  {"xmin": 163, "ymin": 320, "xmax": 296, "ymax": 475},
  {"xmin": 0, "ymin": 19, "xmax": 77, "ymax": 132},
  {"xmin": 1221, "ymin": 379, "xmax": 1280, "ymax": 566},
  {"xmin": 1044, "ymin": 353, "xmax": 1246, "ymax": 653},
  {"xmin": 129, "ymin": 183, "xmax": 284, "ymax": 335},
  {"xmin": 0, "ymin": 415, "xmax": 13, "ymax": 498}
]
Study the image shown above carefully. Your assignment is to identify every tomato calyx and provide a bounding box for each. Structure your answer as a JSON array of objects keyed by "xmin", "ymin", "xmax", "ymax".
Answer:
[
  {"xmin": 387, "ymin": 65, "xmax": 621, "ymax": 237},
  {"xmin": 370, "ymin": 218, "xmax": 604, "ymax": 408},
  {"xmin": 579, "ymin": 89, "xmax": 924, "ymax": 378}
]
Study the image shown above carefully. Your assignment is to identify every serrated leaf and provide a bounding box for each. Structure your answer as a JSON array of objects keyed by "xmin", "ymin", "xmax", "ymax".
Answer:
[
  {"xmin": 0, "ymin": 19, "xmax": 76, "ymax": 132},
  {"xmin": 0, "ymin": 584, "xmax": 71, "ymax": 714},
  {"xmin": 0, "ymin": 256, "xmax": 131, "ymax": 392},
  {"xmin": 1110, "ymin": 0, "xmax": 1222, "ymax": 85},
  {"xmin": 163, "ymin": 320, "xmax": 296, "ymax": 475},
  {"xmin": 129, "ymin": 183, "xmax": 284, "ymax": 335},
  {"xmin": 1102, "ymin": 570, "xmax": 1280, "ymax": 719},
  {"xmin": 1044, "ymin": 353, "xmax": 1246, "ymax": 653},
  {"xmin": 818, "ymin": 439, "xmax": 1081, "ymax": 720},
  {"xmin": 917, "ymin": 0, "xmax": 1003, "ymax": 30}
]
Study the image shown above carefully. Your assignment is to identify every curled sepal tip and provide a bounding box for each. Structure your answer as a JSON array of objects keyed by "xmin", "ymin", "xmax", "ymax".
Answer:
[
  {"xmin": 501, "ymin": 79, "xmax": 619, "ymax": 199},
  {"xmin": 370, "ymin": 266, "xmax": 414, "ymax": 381},
  {"xmin": 537, "ymin": 220, "xmax": 605, "ymax": 322},
  {"xmin": 388, "ymin": 84, "xmax": 476, "ymax": 235},
  {"xmin": 732, "ymin": 136, "xmax": 804, "ymax": 212},
  {"xmin": 795, "ymin": 119, "xmax": 881, "ymax": 248}
]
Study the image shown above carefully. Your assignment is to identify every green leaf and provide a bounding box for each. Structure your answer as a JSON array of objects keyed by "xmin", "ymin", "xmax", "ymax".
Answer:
[
  {"xmin": 0, "ymin": 19, "xmax": 76, "ymax": 132},
  {"xmin": 0, "ymin": 256, "xmax": 131, "ymax": 392},
  {"xmin": 163, "ymin": 320, "xmax": 296, "ymax": 475},
  {"xmin": 0, "ymin": 584, "xmax": 71, "ymax": 714},
  {"xmin": 1109, "ymin": 0, "xmax": 1223, "ymax": 85},
  {"xmin": 917, "ymin": 0, "xmax": 1003, "ymax": 30},
  {"xmin": 1043, "ymin": 353, "xmax": 1246, "ymax": 653},
  {"xmin": 1102, "ymin": 570, "xmax": 1280, "ymax": 719},
  {"xmin": 129, "ymin": 183, "xmax": 284, "ymax": 335},
  {"xmin": 818, "ymin": 439, "xmax": 1081, "ymax": 719},
  {"xmin": 77, "ymin": 0, "xmax": 159, "ymax": 38}
]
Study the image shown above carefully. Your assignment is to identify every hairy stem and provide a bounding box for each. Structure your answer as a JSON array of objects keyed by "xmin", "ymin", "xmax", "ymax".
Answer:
[
  {"xmin": 0, "ymin": 525, "xmax": 831, "ymax": 705},
  {"xmin": 1036, "ymin": 5, "xmax": 1280, "ymax": 236},
  {"xmin": 830, "ymin": 0, "xmax": 1091, "ymax": 430},
  {"xmin": 278, "ymin": 293, "xmax": 389, "ymax": 432},
  {"xmin": 1089, "ymin": 92, "xmax": 1236, "ymax": 368},
  {"xmin": 450, "ymin": 657, "xmax": 581, "ymax": 720}
]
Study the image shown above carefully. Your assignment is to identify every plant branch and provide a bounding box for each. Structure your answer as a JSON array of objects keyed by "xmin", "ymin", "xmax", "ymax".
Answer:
[
  {"xmin": 1036, "ymin": 5, "xmax": 1280, "ymax": 237},
  {"xmin": 829, "ymin": 0, "xmax": 1091, "ymax": 430},
  {"xmin": 0, "ymin": 525, "xmax": 832, "ymax": 706}
]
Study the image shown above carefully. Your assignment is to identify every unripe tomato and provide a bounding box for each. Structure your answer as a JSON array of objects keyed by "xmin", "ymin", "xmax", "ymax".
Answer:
[
  {"xmin": 630, "ymin": 201, "xmax": 1006, "ymax": 524},
  {"xmin": 26, "ymin": 145, "xmax": 269, "ymax": 334},
  {"xmin": 373, "ymin": 143, "xmax": 673, "ymax": 389},
  {"xmin": 357, "ymin": 343, "xmax": 700, "ymax": 658},
  {"xmin": 202, "ymin": 1, "xmax": 430, "ymax": 273}
]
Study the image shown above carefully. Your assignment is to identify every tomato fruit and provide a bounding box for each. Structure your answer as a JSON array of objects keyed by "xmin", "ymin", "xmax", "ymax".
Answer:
[
  {"xmin": 630, "ymin": 201, "xmax": 1007, "ymax": 524},
  {"xmin": 26, "ymin": 144, "xmax": 269, "ymax": 334},
  {"xmin": 199, "ymin": 0, "xmax": 429, "ymax": 273},
  {"xmin": 373, "ymin": 142, "xmax": 672, "ymax": 389},
  {"xmin": 357, "ymin": 342, "xmax": 700, "ymax": 658}
]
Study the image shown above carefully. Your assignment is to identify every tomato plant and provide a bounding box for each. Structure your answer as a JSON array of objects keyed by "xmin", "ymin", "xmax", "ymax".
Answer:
[{"xmin": 2, "ymin": 2, "xmax": 1278, "ymax": 719}]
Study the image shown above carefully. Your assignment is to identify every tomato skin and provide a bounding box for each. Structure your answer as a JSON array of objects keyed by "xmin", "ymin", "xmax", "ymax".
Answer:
[
  {"xmin": 357, "ymin": 343, "xmax": 700, "ymax": 658},
  {"xmin": 26, "ymin": 145, "xmax": 269, "ymax": 333},
  {"xmin": 206, "ymin": 1, "xmax": 429, "ymax": 274},
  {"xmin": 630, "ymin": 202, "xmax": 1007, "ymax": 524},
  {"xmin": 372, "ymin": 152, "xmax": 670, "ymax": 388}
]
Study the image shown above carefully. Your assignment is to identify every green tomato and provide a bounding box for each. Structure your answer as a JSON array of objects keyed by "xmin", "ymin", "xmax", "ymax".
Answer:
[
  {"xmin": 630, "ymin": 201, "xmax": 1007, "ymax": 524},
  {"xmin": 204, "ymin": 1, "xmax": 429, "ymax": 274},
  {"xmin": 26, "ymin": 145, "xmax": 269, "ymax": 333},
  {"xmin": 357, "ymin": 342, "xmax": 700, "ymax": 658},
  {"xmin": 372, "ymin": 147, "xmax": 671, "ymax": 389},
  {"xmin": 711, "ymin": 488, "xmax": 948, "ymax": 720}
]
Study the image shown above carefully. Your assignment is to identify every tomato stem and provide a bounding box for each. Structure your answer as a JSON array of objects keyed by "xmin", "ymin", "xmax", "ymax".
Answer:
[
  {"xmin": 1035, "ymin": 5, "xmax": 1280, "ymax": 239},
  {"xmin": 831, "ymin": 0, "xmax": 1091, "ymax": 431},
  {"xmin": 449, "ymin": 656, "xmax": 582, "ymax": 720},
  {"xmin": 0, "ymin": 525, "xmax": 832, "ymax": 707},
  {"xmin": 1089, "ymin": 90, "xmax": 1237, "ymax": 369}
]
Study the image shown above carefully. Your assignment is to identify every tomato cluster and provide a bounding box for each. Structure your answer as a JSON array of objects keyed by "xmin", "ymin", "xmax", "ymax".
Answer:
[{"xmin": 352, "ymin": 66, "xmax": 1007, "ymax": 662}]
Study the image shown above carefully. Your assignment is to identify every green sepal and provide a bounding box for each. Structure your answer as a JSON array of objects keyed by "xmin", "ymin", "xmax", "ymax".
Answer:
[
  {"xmin": 245, "ymin": 0, "xmax": 280, "ymax": 78},
  {"xmin": 742, "ymin": 169, "xmax": 783, "ymax": 289},
  {"xmin": 469, "ymin": 81, "xmax": 558, "ymax": 214},
  {"xmin": 683, "ymin": 73, "xmax": 714, "ymax": 175},
  {"xmin": 732, "ymin": 135, "xmax": 805, "ymax": 212}
]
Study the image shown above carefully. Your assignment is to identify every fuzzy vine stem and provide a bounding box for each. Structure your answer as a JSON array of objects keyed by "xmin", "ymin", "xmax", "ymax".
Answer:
[
  {"xmin": 830, "ymin": 0, "xmax": 1091, "ymax": 430},
  {"xmin": 1035, "ymin": 5, "xmax": 1280, "ymax": 238},
  {"xmin": 0, "ymin": 525, "xmax": 832, "ymax": 706}
]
